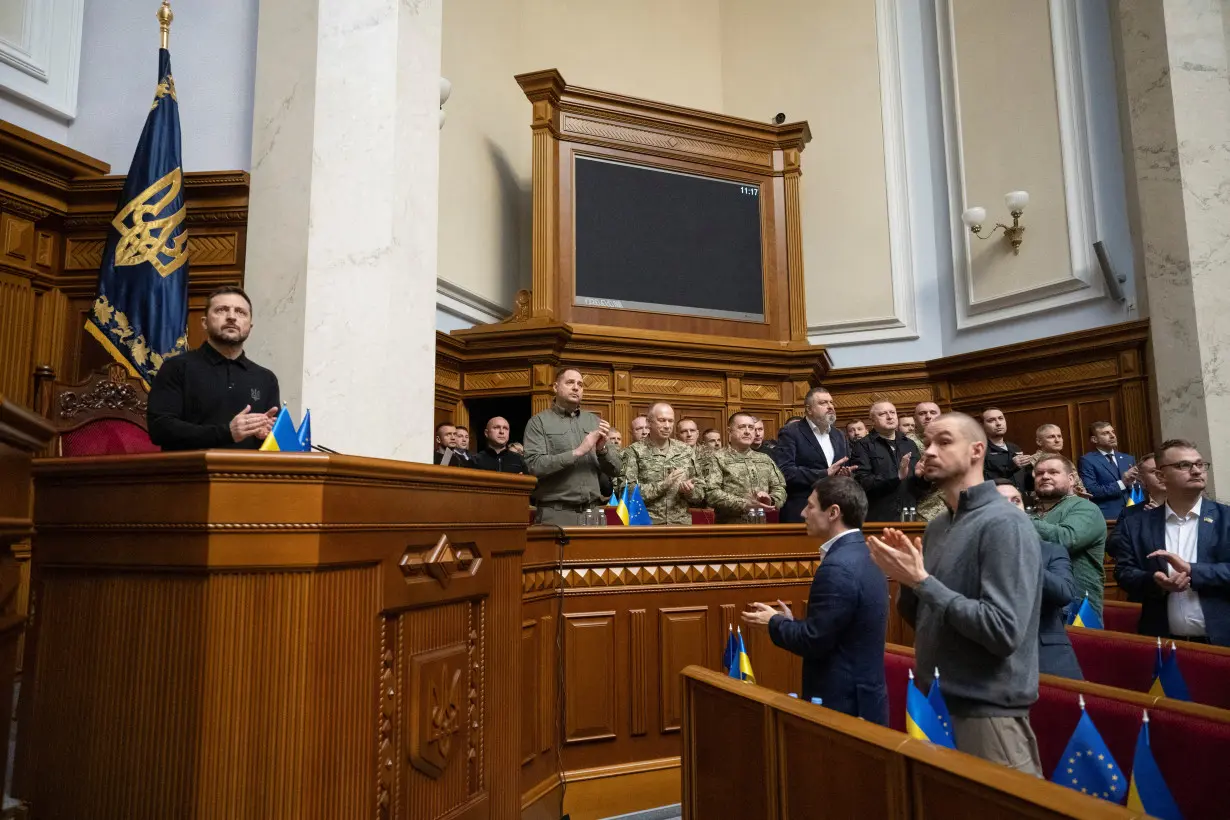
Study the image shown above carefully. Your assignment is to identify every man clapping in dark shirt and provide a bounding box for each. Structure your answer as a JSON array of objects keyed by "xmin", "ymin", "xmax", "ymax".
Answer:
[
  {"xmin": 147, "ymin": 287, "xmax": 281, "ymax": 451},
  {"xmin": 475, "ymin": 416, "xmax": 526, "ymax": 474}
]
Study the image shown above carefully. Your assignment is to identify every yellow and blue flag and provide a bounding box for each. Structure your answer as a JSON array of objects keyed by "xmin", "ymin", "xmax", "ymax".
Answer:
[
  {"xmin": 1126, "ymin": 483, "xmax": 1146, "ymax": 507},
  {"xmin": 628, "ymin": 484, "xmax": 652, "ymax": 526},
  {"xmin": 905, "ymin": 669, "xmax": 955, "ymax": 748},
  {"xmin": 259, "ymin": 407, "xmax": 311, "ymax": 452},
  {"xmin": 615, "ymin": 485, "xmax": 631, "ymax": 525},
  {"xmin": 1051, "ymin": 696, "xmax": 1125, "ymax": 802},
  {"xmin": 1149, "ymin": 639, "xmax": 1191, "ymax": 701},
  {"xmin": 85, "ymin": 43, "xmax": 189, "ymax": 388},
  {"xmin": 1071, "ymin": 595, "xmax": 1103, "ymax": 629},
  {"xmin": 926, "ymin": 668, "xmax": 954, "ymax": 745},
  {"xmin": 1126, "ymin": 711, "xmax": 1183, "ymax": 820},
  {"xmin": 734, "ymin": 626, "xmax": 755, "ymax": 684}
]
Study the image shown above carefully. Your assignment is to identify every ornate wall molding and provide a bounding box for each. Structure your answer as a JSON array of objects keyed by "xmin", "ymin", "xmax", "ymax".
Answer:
[
  {"xmin": 522, "ymin": 556, "xmax": 821, "ymax": 595},
  {"xmin": 0, "ymin": 0, "xmax": 84, "ymax": 119}
]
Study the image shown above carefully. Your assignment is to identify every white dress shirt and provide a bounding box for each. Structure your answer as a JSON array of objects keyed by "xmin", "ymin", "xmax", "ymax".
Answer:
[
  {"xmin": 1164, "ymin": 497, "xmax": 1206, "ymax": 637},
  {"xmin": 807, "ymin": 418, "xmax": 836, "ymax": 466},
  {"xmin": 818, "ymin": 529, "xmax": 857, "ymax": 559},
  {"xmin": 1098, "ymin": 448, "xmax": 1128, "ymax": 491}
]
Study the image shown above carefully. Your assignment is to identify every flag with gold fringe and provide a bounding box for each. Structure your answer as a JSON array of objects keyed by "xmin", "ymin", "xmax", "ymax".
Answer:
[{"xmin": 85, "ymin": 2, "xmax": 189, "ymax": 389}]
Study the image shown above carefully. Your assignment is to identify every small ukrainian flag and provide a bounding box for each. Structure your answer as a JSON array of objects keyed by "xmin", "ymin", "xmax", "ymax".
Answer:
[
  {"xmin": 734, "ymin": 626, "xmax": 755, "ymax": 684},
  {"xmin": 905, "ymin": 669, "xmax": 955, "ymax": 749},
  {"xmin": 259, "ymin": 406, "xmax": 310, "ymax": 452},
  {"xmin": 1148, "ymin": 639, "xmax": 1191, "ymax": 701},
  {"xmin": 615, "ymin": 485, "xmax": 631, "ymax": 525},
  {"xmin": 1071, "ymin": 594, "xmax": 1103, "ymax": 630},
  {"xmin": 1126, "ymin": 711, "xmax": 1184, "ymax": 819}
]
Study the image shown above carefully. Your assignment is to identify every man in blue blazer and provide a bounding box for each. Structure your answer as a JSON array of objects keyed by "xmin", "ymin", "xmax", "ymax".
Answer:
[
  {"xmin": 773, "ymin": 387, "xmax": 852, "ymax": 523},
  {"xmin": 742, "ymin": 475, "xmax": 889, "ymax": 724},
  {"xmin": 1077, "ymin": 421, "xmax": 1139, "ymax": 519},
  {"xmin": 1109, "ymin": 439, "xmax": 1230, "ymax": 646}
]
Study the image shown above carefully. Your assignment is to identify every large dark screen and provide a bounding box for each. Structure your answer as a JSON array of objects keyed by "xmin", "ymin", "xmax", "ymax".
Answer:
[{"xmin": 573, "ymin": 157, "xmax": 764, "ymax": 321}]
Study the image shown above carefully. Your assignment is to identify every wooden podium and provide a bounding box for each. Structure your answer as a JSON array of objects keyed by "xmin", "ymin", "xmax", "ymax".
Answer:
[{"xmin": 18, "ymin": 452, "xmax": 535, "ymax": 820}]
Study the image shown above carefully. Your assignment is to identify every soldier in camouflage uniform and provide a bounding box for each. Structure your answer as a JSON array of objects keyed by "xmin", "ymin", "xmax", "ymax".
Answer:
[
  {"xmin": 621, "ymin": 403, "xmax": 706, "ymax": 525},
  {"xmin": 908, "ymin": 401, "xmax": 947, "ymax": 521},
  {"xmin": 706, "ymin": 412, "xmax": 787, "ymax": 523}
]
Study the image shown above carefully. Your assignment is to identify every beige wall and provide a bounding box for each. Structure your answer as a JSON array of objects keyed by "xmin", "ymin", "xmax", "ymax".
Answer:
[
  {"xmin": 951, "ymin": 0, "xmax": 1073, "ymax": 302},
  {"xmin": 720, "ymin": 0, "xmax": 893, "ymax": 334},
  {"xmin": 439, "ymin": 0, "xmax": 725, "ymax": 308}
]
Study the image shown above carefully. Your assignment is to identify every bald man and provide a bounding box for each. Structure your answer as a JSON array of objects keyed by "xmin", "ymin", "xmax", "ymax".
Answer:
[
  {"xmin": 621, "ymin": 402, "xmax": 705, "ymax": 525},
  {"xmin": 475, "ymin": 416, "xmax": 526, "ymax": 474},
  {"xmin": 869, "ymin": 413, "xmax": 1043, "ymax": 775},
  {"xmin": 850, "ymin": 401, "xmax": 927, "ymax": 522}
]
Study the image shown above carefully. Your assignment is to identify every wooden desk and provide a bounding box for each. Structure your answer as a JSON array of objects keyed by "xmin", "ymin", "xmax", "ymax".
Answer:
[
  {"xmin": 0, "ymin": 398, "xmax": 54, "ymax": 816},
  {"xmin": 18, "ymin": 452, "xmax": 535, "ymax": 820},
  {"xmin": 519, "ymin": 522, "xmax": 925, "ymax": 819}
]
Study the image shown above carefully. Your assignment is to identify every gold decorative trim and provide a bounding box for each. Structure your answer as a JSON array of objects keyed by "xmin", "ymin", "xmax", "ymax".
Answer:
[
  {"xmin": 522, "ymin": 557, "xmax": 820, "ymax": 593},
  {"xmin": 0, "ymin": 194, "xmax": 51, "ymax": 222}
]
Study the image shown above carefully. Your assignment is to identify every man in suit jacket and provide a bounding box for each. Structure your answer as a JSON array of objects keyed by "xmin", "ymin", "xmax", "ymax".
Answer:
[
  {"xmin": 1077, "ymin": 421, "xmax": 1139, "ymax": 520},
  {"xmin": 742, "ymin": 476, "xmax": 888, "ymax": 724},
  {"xmin": 773, "ymin": 387, "xmax": 851, "ymax": 523},
  {"xmin": 1110, "ymin": 439, "xmax": 1230, "ymax": 646},
  {"xmin": 996, "ymin": 480, "xmax": 1083, "ymax": 679}
]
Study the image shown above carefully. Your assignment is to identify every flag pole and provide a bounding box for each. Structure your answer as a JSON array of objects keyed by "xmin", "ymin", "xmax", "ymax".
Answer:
[{"xmin": 158, "ymin": 1, "xmax": 173, "ymax": 49}]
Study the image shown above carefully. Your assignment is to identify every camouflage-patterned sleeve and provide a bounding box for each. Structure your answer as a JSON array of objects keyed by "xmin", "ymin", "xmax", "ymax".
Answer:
[
  {"xmin": 767, "ymin": 459, "xmax": 786, "ymax": 509},
  {"xmin": 704, "ymin": 455, "xmax": 750, "ymax": 518},
  {"xmin": 622, "ymin": 445, "xmax": 672, "ymax": 503},
  {"xmin": 683, "ymin": 449, "xmax": 706, "ymax": 505}
]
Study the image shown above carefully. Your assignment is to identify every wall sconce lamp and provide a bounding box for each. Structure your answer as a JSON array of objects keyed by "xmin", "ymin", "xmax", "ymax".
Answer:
[{"xmin": 961, "ymin": 190, "xmax": 1029, "ymax": 255}]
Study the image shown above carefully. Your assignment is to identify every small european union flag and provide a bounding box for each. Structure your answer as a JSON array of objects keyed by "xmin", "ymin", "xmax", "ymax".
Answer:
[
  {"xmin": 85, "ymin": 44, "xmax": 189, "ymax": 388},
  {"xmin": 1126, "ymin": 712, "xmax": 1183, "ymax": 819},
  {"xmin": 1051, "ymin": 697, "xmax": 1124, "ymax": 802},
  {"xmin": 628, "ymin": 484, "xmax": 652, "ymax": 526},
  {"xmin": 926, "ymin": 668, "xmax": 954, "ymax": 745},
  {"xmin": 905, "ymin": 669, "xmax": 955, "ymax": 749}
]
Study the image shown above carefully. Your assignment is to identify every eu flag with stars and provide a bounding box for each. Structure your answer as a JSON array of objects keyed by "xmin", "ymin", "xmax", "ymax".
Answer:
[
  {"xmin": 1051, "ymin": 705, "xmax": 1125, "ymax": 803},
  {"xmin": 85, "ymin": 46, "xmax": 189, "ymax": 389}
]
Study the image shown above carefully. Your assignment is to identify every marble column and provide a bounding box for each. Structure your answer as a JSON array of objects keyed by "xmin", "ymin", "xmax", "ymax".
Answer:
[
  {"xmin": 243, "ymin": 0, "xmax": 442, "ymax": 461},
  {"xmin": 1113, "ymin": 0, "xmax": 1230, "ymax": 493}
]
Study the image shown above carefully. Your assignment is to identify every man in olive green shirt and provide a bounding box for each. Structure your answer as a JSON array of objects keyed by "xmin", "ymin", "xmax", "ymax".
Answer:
[
  {"xmin": 622, "ymin": 402, "xmax": 705, "ymax": 525},
  {"xmin": 1031, "ymin": 454, "xmax": 1108, "ymax": 616},
  {"xmin": 523, "ymin": 367, "xmax": 621, "ymax": 525},
  {"xmin": 706, "ymin": 412, "xmax": 787, "ymax": 523}
]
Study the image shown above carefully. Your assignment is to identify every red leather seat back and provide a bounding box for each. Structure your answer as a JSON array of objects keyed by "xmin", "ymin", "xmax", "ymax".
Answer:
[
  {"xmin": 1068, "ymin": 628, "xmax": 1230, "ymax": 710},
  {"xmin": 604, "ymin": 506, "xmax": 625, "ymax": 525},
  {"xmin": 690, "ymin": 508, "xmax": 715, "ymax": 525},
  {"xmin": 60, "ymin": 419, "xmax": 159, "ymax": 456},
  {"xmin": 1102, "ymin": 601, "xmax": 1141, "ymax": 633},
  {"xmin": 883, "ymin": 649, "xmax": 913, "ymax": 733}
]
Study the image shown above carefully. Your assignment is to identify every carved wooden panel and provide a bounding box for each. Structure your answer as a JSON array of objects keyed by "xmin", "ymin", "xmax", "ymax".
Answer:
[
  {"xmin": 407, "ymin": 642, "xmax": 469, "ymax": 779},
  {"xmin": 188, "ymin": 232, "xmax": 238, "ymax": 266},
  {"xmin": 631, "ymin": 376, "xmax": 724, "ymax": 398},
  {"xmin": 949, "ymin": 359, "xmax": 1119, "ymax": 400},
  {"xmin": 435, "ymin": 368, "xmax": 460, "ymax": 390},
  {"xmin": 833, "ymin": 387, "xmax": 935, "ymax": 416},
  {"xmin": 538, "ymin": 614, "xmax": 553, "ymax": 755},
  {"xmin": 464, "ymin": 369, "xmax": 531, "ymax": 391},
  {"xmin": 659, "ymin": 606, "xmax": 709, "ymax": 733},
  {"xmin": 741, "ymin": 382, "xmax": 782, "ymax": 402},
  {"xmin": 0, "ymin": 273, "xmax": 35, "ymax": 403},
  {"xmin": 582, "ymin": 372, "xmax": 611, "ymax": 392},
  {"xmin": 1076, "ymin": 398, "xmax": 1115, "ymax": 447},
  {"xmin": 64, "ymin": 237, "xmax": 106, "ymax": 270},
  {"xmin": 563, "ymin": 612, "xmax": 617, "ymax": 744},
  {"xmin": 1, "ymin": 213, "xmax": 33, "ymax": 261},
  {"xmin": 521, "ymin": 620, "xmax": 539, "ymax": 765},
  {"xmin": 629, "ymin": 609, "xmax": 648, "ymax": 737},
  {"xmin": 561, "ymin": 115, "xmax": 773, "ymax": 169}
]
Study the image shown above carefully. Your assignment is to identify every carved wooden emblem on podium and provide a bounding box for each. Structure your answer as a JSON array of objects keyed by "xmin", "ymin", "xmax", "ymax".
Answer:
[
  {"xmin": 407, "ymin": 643, "xmax": 467, "ymax": 778},
  {"xmin": 398, "ymin": 534, "xmax": 480, "ymax": 588}
]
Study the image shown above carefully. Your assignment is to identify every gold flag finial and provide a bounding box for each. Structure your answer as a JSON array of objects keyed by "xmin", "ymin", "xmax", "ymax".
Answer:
[{"xmin": 157, "ymin": 1, "xmax": 173, "ymax": 49}]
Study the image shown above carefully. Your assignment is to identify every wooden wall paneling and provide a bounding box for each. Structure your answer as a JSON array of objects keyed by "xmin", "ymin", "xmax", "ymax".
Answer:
[
  {"xmin": 1076, "ymin": 397, "xmax": 1116, "ymax": 452},
  {"xmin": 658, "ymin": 606, "xmax": 709, "ymax": 734},
  {"xmin": 1118, "ymin": 349, "xmax": 1152, "ymax": 456},
  {"xmin": 628, "ymin": 608, "xmax": 648, "ymax": 737},
  {"xmin": 0, "ymin": 271, "xmax": 36, "ymax": 404},
  {"xmin": 522, "ymin": 619, "xmax": 540, "ymax": 765},
  {"xmin": 563, "ymin": 611, "xmax": 618, "ymax": 744},
  {"xmin": 539, "ymin": 614, "xmax": 554, "ymax": 755},
  {"xmin": 997, "ymin": 402, "xmax": 1075, "ymax": 459},
  {"xmin": 778, "ymin": 712, "xmax": 907, "ymax": 820},
  {"xmin": 716, "ymin": 603, "xmax": 736, "ymax": 670},
  {"xmin": 684, "ymin": 680, "xmax": 774, "ymax": 820}
]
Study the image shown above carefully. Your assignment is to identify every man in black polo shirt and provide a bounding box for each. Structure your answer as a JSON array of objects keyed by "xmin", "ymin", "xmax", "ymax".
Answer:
[
  {"xmin": 147, "ymin": 286, "xmax": 281, "ymax": 451},
  {"xmin": 474, "ymin": 416, "xmax": 526, "ymax": 473}
]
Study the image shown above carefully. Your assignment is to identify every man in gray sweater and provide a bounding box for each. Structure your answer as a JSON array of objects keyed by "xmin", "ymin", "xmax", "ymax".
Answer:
[{"xmin": 869, "ymin": 413, "xmax": 1043, "ymax": 776}]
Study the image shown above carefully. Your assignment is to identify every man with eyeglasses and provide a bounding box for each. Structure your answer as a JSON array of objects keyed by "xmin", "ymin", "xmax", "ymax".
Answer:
[{"xmin": 1109, "ymin": 439, "xmax": 1230, "ymax": 646}]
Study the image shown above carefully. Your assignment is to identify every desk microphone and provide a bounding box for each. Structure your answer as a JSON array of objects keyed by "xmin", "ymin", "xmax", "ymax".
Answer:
[{"xmin": 311, "ymin": 444, "xmax": 342, "ymax": 455}]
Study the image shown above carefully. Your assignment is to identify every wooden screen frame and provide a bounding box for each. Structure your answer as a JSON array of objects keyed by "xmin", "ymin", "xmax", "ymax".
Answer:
[{"xmin": 517, "ymin": 69, "xmax": 811, "ymax": 343}]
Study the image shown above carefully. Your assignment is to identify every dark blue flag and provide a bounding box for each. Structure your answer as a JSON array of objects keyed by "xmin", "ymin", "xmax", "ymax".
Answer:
[{"xmin": 85, "ymin": 46, "xmax": 189, "ymax": 388}]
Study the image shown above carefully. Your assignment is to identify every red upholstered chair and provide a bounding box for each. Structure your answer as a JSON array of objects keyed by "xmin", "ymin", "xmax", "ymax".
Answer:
[
  {"xmin": 763, "ymin": 508, "xmax": 779, "ymax": 524},
  {"xmin": 1101, "ymin": 600, "xmax": 1142, "ymax": 634},
  {"xmin": 883, "ymin": 645, "xmax": 915, "ymax": 734},
  {"xmin": 689, "ymin": 508, "xmax": 715, "ymax": 525},
  {"xmin": 1067, "ymin": 627, "xmax": 1230, "ymax": 710},
  {"xmin": 34, "ymin": 363, "xmax": 159, "ymax": 457},
  {"xmin": 604, "ymin": 506, "xmax": 624, "ymax": 525}
]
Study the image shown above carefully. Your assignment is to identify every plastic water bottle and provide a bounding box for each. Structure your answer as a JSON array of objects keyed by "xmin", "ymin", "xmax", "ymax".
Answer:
[
  {"xmin": 788, "ymin": 693, "xmax": 799, "ymax": 699},
  {"xmin": 582, "ymin": 508, "xmax": 594, "ymax": 526},
  {"xmin": 755, "ymin": 508, "xmax": 766, "ymax": 524},
  {"xmin": 810, "ymin": 697, "xmax": 823, "ymax": 706}
]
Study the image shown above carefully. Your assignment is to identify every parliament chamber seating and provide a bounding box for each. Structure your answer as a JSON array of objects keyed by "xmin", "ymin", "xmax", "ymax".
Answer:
[
  {"xmin": 683, "ymin": 665, "xmax": 1140, "ymax": 820},
  {"xmin": 33, "ymin": 363, "xmax": 159, "ymax": 456},
  {"xmin": 1101, "ymin": 600, "xmax": 1143, "ymax": 634},
  {"xmin": 885, "ymin": 644, "xmax": 1230, "ymax": 820},
  {"xmin": 1067, "ymin": 626, "xmax": 1230, "ymax": 709}
]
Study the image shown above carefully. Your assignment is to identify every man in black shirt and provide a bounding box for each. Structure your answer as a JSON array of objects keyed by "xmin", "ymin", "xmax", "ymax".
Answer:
[
  {"xmin": 147, "ymin": 286, "xmax": 281, "ymax": 451},
  {"xmin": 980, "ymin": 407, "xmax": 1029, "ymax": 485},
  {"xmin": 851, "ymin": 401, "xmax": 927, "ymax": 521},
  {"xmin": 474, "ymin": 416, "xmax": 526, "ymax": 473}
]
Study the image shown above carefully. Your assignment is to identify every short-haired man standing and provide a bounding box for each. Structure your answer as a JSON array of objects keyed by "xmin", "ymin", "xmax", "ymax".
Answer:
[
  {"xmin": 907, "ymin": 402, "xmax": 941, "ymax": 452},
  {"xmin": 997, "ymin": 480, "xmax": 1084, "ymax": 680},
  {"xmin": 774, "ymin": 387, "xmax": 853, "ymax": 524},
  {"xmin": 851, "ymin": 401, "xmax": 926, "ymax": 522},
  {"xmin": 742, "ymin": 476, "xmax": 888, "ymax": 724},
  {"xmin": 845, "ymin": 419, "xmax": 868, "ymax": 442},
  {"xmin": 1077, "ymin": 422, "xmax": 1138, "ymax": 520},
  {"xmin": 1030, "ymin": 454, "xmax": 1107, "ymax": 617},
  {"xmin": 433, "ymin": 422, "xmax": 476, "ymax": 468},
  {"xmin": 630, "ymin": 415, "xmax": 650, "ymax": 443},
  {"xmin": 523, "ymin": 367, "xmax": 621, "ymax": 525},
  {"xmin": 706, "ymin": 412, "xmax": 786, "ymax": 523},
  {"xmin": 981, "ymin": 408, "xmax": 1029, "ymax": 484},
  {"xmin": 474, "ymin": 416, "xmax": 526, "ymax": 474},
  {"xmin": 701, "ymin": 429, "xmax": 722, "ymax": 449},
  {"xmin": 1021, "ymin": 424, "xmax": 1087, "ymax": 496},
  {"xmin": 621, "ymin": 402, "xmax": 705, "ymax": 525},
  {"xmin": 676, "ymin": 419, "xmax": 700, "ymax": 446},
  {"xmin": 148, "ymin": 286, "xmax": 281, "ymax": 451},
  {"xmin": 1111, "ymin": 440, "xmax": 1230, "ymax": 645},
  {"xmin": 454, "ymin": 426, "xmax": 471, "ymax": 452},
  {"xmin": 752, "ymin": 418, "xmax": 775, "ymax": 454},
  {"xmin": 869, "ymin": 413, "xmax": 1043, "ymax": 775}
]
